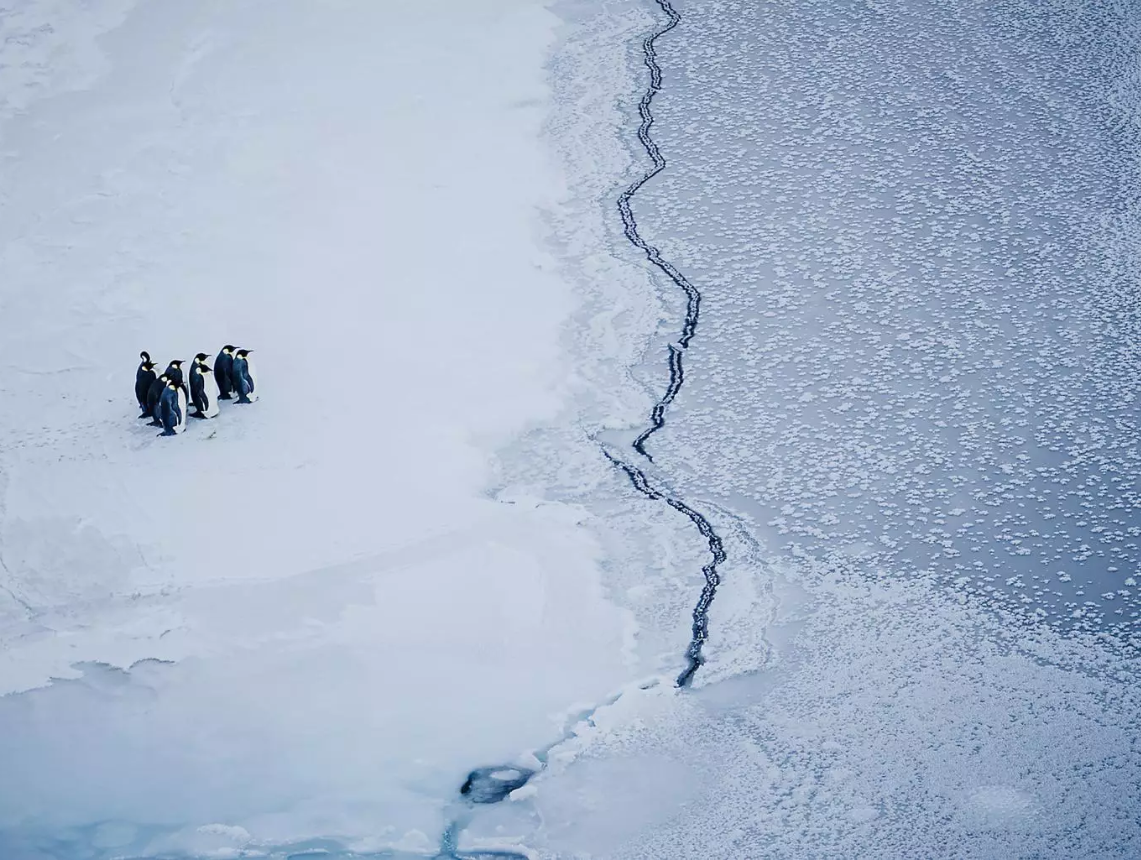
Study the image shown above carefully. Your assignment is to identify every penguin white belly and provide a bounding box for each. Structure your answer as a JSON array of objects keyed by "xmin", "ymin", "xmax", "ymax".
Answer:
[
  {"xmin": 202, "ymin": 373, "xmax": 220, "ymax": 418},
  {"xmin": 246, "ymin": 358, "xmax": 259, "ymax": 402},
  {"xmin": 175, "ymin": 388, "xmax": 188, "ymax": 433}
]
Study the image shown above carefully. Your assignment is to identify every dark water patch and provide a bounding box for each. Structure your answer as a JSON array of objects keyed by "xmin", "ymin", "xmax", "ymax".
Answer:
[{"xmin": 459, "ymin": 767, "xmax": 535, "ymax": 804}]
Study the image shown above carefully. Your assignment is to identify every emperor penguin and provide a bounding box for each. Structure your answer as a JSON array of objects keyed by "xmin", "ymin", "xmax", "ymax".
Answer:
[
  {"xmin": 164, "ymin": 359, "xmax": 186, "ymax": 389},
  {"xmin": 135, "ymin": 353, "xmax": 157, "ymax": 416},
  {"xmin": 194, "ymin": 365, "xmax": 221, "ymax": 419},
  {"xmin": 146, "ymin": 374, "xmax": 170, "ymax": 426},
  {"xmin": 214, "ymin": 346, "xmax": 237, "ymax": 400},
  {"xmin": 233, "ymin": 349, "xmax": 258, "ymax": 403},
  {"xmin": 158, "ymin": 378, "xmax": 188, "ymax": 436},
  {"xmin": 165, "ymin": 359, "xmax": 191, "ymax": 412},
  {"xmin": 188, "ymin": 353, "xmax": 210, "ymax": 416}
]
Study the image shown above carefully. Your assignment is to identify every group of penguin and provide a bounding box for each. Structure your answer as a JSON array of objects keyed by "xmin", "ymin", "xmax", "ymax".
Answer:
[{"xmin": 134, "ymin": 346, "xmax": 257, "ymax": 436}]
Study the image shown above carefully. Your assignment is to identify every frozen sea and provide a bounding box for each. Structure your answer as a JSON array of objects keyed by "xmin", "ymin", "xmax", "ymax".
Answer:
[{"xmin": 1, "ymin": 0, "xmax": 1140, "ymax": 858}]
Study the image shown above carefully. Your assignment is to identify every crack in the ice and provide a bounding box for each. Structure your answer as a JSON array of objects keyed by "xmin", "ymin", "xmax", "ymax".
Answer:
[
  {"xmin": 620, "ymin": 0, "xmax": 697, "ymax": 461},
  {"xmin": 442, "ymin": 2, "xmax": 722, "ymax": 851},
  {"xmin": 604, "ymin": 451, "xmax": 725, "ymax": 688},
  {"xmin": 609, "ymin": 0, "xmax": 727, "ymax": 689},
  {"xmin": 443, "ymin": 688, "xmax": 637, "ymax": 856}
]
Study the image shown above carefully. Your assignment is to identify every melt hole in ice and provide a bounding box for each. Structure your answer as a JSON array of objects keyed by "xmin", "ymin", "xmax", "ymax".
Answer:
[{"xmin": 459, "ymin": 766, "xmax": 535, "ymax": 804}]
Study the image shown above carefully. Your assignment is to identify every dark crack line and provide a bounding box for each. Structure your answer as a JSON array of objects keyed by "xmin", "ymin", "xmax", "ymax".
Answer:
[
  {"xmin": 444, "ymin": 5, "xmax": 726, "ymax": 848},
  {"xmin": 606, "ymin": 0, "xmax": 726, "ymax": 690},
  {"xmin": 605, "ymin": 451, "xmax": 726, "ymax": 688},
  {"xmin": 620, "ymin": 0, "xmax": 697, "ymax": 461}
]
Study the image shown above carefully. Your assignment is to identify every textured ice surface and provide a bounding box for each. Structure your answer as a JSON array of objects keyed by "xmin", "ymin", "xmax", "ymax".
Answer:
[
  {"xmin": 527, "ymin": 561, "xmax": 1141, "ymax": 858},
  {"xmin": 500, "ymin": 0, "xmax": 1141, "ymax": 857},
  {"xmin": 4, "ymin": 0, "xmax": 1141, "ymax": 856},
  {"xmin": 634, "ymin": 0, "xmax": 1141, "ymax": 638}
]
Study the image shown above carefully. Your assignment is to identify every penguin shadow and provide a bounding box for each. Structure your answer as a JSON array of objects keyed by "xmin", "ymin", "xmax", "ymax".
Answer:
[{"xmin": 132, "ymin": 408, "xmax": 223, "ymax": 445}]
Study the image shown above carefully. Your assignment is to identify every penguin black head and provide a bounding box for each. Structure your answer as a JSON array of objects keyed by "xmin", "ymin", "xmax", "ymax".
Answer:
[
  {"xmin": 194, "ymin": 353, "xmax": 208, "ymax": 363},
  {"xmin": 140, "ymin": 351, "xmax": 150, "ymax": 362},
  {"xmin": 167, "ymin": 379, "xmax": 179, "ymax": 389},
  {"xmin": 200, "ymin": 365, "xmax": 214, "ymax": 374},
  {"xmin": 236, "ymin": 349, "xmax": 252, "ymax": 358},
  {"xmin": 169, "ymin": 359, "xmax": 184, "ymax": 368},
  {"xmin": 159, "ymin": 374, "xmax": 170, "ymax": 382},
  {"xmin": 143, "ymin": 361, "xmax": 156, "ymax": 371},
  {"xmin": 222, "ymin": 345, "xmax": 236, "ymax": 353}
]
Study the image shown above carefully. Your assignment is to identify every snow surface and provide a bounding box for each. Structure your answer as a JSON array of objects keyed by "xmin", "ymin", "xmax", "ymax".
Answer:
[
  {"xmin": 0, "ymin": 0, "xmax": 653, "ymax": 854},
  {"xmin": 2, "ymin": 0, "xmax": 1141, "ymax": 857}
]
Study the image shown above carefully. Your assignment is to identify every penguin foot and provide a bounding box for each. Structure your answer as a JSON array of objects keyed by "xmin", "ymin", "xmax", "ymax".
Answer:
[
  {"xmin": 147, "ymin": 420, "xmax": 163, "ymax": 427},
  {"xmin": 190, "ymin": 413, "xmax": 208, "ymax": 420},
  {"xmin": 158, "ymin": 430, "xmax": 176, "ymax": 437},
  {"xmin": 219, "ymin": 394, "xmax": 233, "ymax": 400},
  {"xmin": 236, "ymin": 396, "xmax": 251, "ymax": 404}
]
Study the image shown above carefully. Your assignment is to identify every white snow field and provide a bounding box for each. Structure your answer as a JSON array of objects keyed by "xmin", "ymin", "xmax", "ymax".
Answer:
[
  {"xmin": 3, "ymin": 0, "xmax": 1141, "ymax": 858},
  {"xmin": 0, "ymin": 0, "xmax": 660, "ymax": 856}
]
